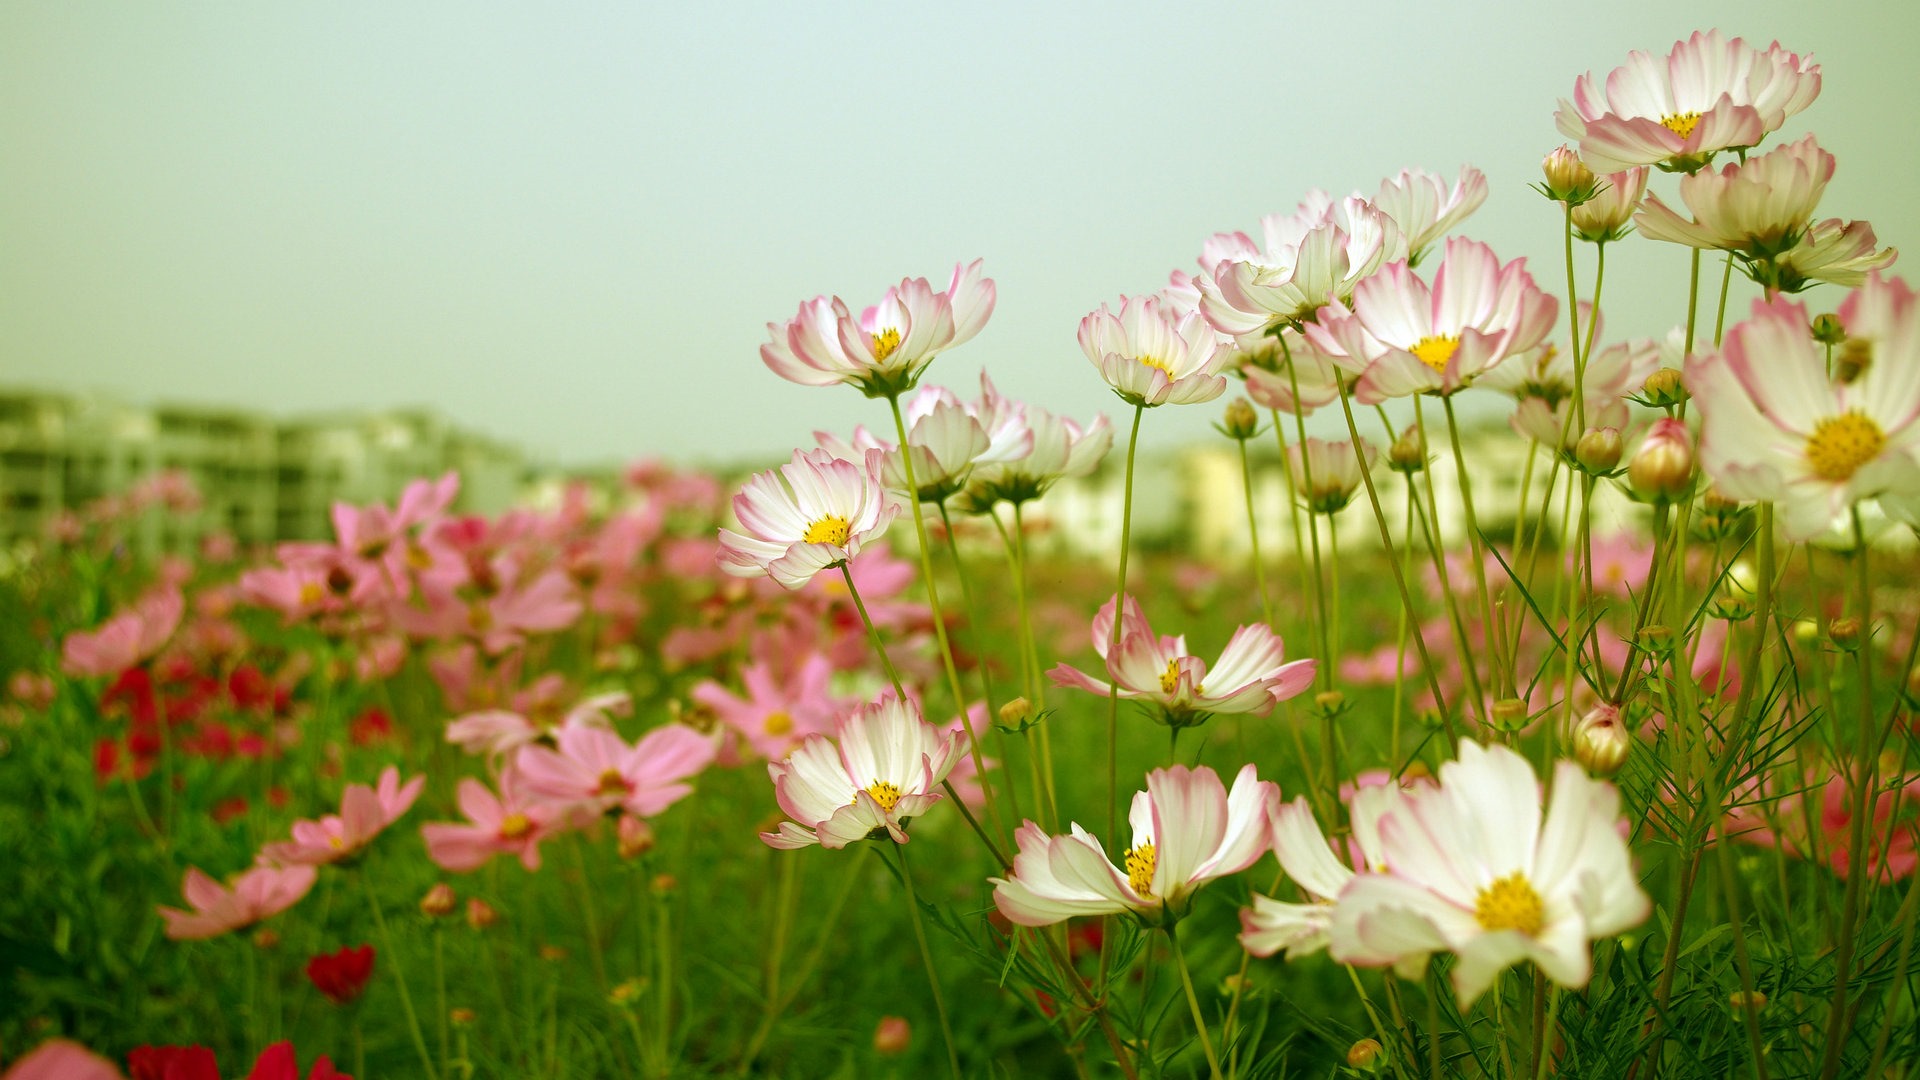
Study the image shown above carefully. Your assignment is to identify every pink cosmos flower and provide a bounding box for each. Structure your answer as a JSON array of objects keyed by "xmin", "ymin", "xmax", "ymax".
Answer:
[
  {"xmin": 1079, "ymin": 294, "xmax": 1229, "ymax": 408},
  {"xmin": 761, "ymin": 693, "xmax": 967, "ymax": 849},
  {"xmin": 158, "ymin": 863, "xmax": 318, "ymax": 940},
  {"xmin": 61, "ymin": 587, "xmax": 185, "ymax": 678},
  {"xmin": 1241, "ymin": 784, "xmax": 1405, "ymax": 959},
  {"xmin": 815, "ymin": 382, "xmax": 1012, "ymax": 504},
  {"xmin": 1570, "ymin": 167, "xmax": 1650, "ymax": 244},
  {"xmin": 1767, "ymin": 218, "xmax": 1899, "ymax": 294},
  {"xmin": 1635, "ymin": 133, "xmax": 1832, "ymax": 259},
  {"xmin": 1049, "ymin": 595, "xmax": 1316, "ymax": 727},
  {"xmin": 717, "ymin": 448, "xmax": 898, "ymax": 589},
  {"xmin": 421, "ymin": 768, "xmax": 561, "ymax": 873},
  {"xmin": 691, "ymin": 652, "xmax": 843, "ymax": 762},
  {"xmin": 992, "ymin": 763, "xmax": 1279, "ymax": 927},
  {"xmin": 1556, "ymin": 31, "xmax": 1820, "ymax": 173},
  {"xmin": 515, "ymin": 722, "xmax": 716, "ymax": 821},
  {"xmin": 444, "ymin": 690, "xmax": 627, "ymax": 758},
  {"xmin": 958, "ymin": 376, "xmax": 1112, "ymax": 509},
  {"xmin": 1686, "ymin": 278, "xmax": 1920, "ymax": 539},
  {"xmin": 261, "ymin": 767, "xmax": 426, "ymax": 866},
  {"xmin": 1241, "ymin": 328, "xmax": 1348, "ymax": 417},
  {"xmin": 1196, "ymin": 194, "xmax": 1399, "ymax": 335},
  {"xmin": 1287, "ymin": 437, "xmax": 1376, "ymax": 514},
  {"xmin": 1327, "ymin": 741, "xmax": 1651, "ymax": 1007},
  {"xmin": 1371, "ymin": 166, "xmax": 1488, "ymax": 265},
  {"xmin": 1, "ymin": 1040, "xmax": 124, "ymax": 1080},
  {"xmin": 761, "ymin": 260, "xmax": 995, "ymax": 398}
]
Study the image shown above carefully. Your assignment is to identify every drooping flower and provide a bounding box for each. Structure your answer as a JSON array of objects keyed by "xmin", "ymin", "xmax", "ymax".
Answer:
[
  {"xmin": 717, "ymin": 448, "xmax": 898, "ymax": 590},
  {"xmin": 1326, "ymin": 741, "xmax": 1651, "ymax": 1007},
  {"xmin": 260, "ymin": 767, "xmax": 426, "ymax": 866},
  {"xmin": 956, "ymin": 376, "xmax": 1112, "ymax": 510},
  {"xmin": 1078, "ymin": 294, "xmax": 1229, "ymax": 407},
  {"xmin": 1570, "ymin": 167, "xmax": 1650, "ymax": 243},
  {"xmin": 1685, "ymin": 278, "xmax": 1920, "ymax": 539},
  {"xmin": 1287, "ymin": 437, "xmax": 1376, "ymax": 514},
  {"xmin": 1049, "ymin": 595, "xmax": 1315, "ymax": 727},
  {"xmin": 1635, "ymin": 133, "xmax": 1833, "ymax": 260},
  {"xmin": 1304, "ymin": 237, "xmax": 1558, "ymax": 403},
  {"xmin": 760, "ymin": 260, "xmax": 995, "ymax": 398},
  {"xmin": 515, "ymin": 722, "xmax": 716, "ymax": 822},
  {"xmin": 157, "ymin": 864, "xmax": 318, "ymax": 940},
  {"xmin": 1557, "ymin": 31, "xmax": 1820, "ymax": 173},
  {"xmin": 761, "ymin": 693, "xmax": 966, "ymax": 849},
  {"xmin": 1763, "ymin": 218, "xmax": 1898, "ymax": 294},
  {"xmin": 992, "ymin": 763, "xmax": 1279, "ymax": 927},
  {"xmin": 305, "ymin": 944, "xmax": 375, "ymax": 1005}
]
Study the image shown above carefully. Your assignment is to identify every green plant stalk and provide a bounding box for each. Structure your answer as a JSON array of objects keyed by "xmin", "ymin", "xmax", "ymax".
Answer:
[
  {"xmin": 1281, "ymin": 340, "xmax": 1334, "ymax": 689},
  {"xmin": 887, "ymin": 392, "xmax": 1007, "ymax": 846},
  {"xmin": 994, "ymin": 507, "xmax": 1059, "ymax": 829},
  {"xmin": 937, "ymin": 500, "xmax": 1023, "ymax": 823},
  {"xmin": 841, "ymin": 562, "xmax": 907, "ymax": 700},
  {"xmin": 362, "ymin": 871, "xmax": 442, "ymax": 1080},
  {"xmin": 434, "ymin": 926, "xmax": 450, "ymax": 1071},
  {"xmin": 1865, "ymin": 856, "xmax": 1920, "ymax": 1076},
  {"xmin": 1343, "ymin": 965, "xmax": 1414, "ymax": 1080},
  {"xmin": 1714, "ymin": 251, "xmax": 1736, "ymax": 344},
  {"xmin": 1440, "ymin": 393, "xmax": 1507, "ymax": 696},
  {"xmin": 1531, "ymin": 987, "xmax": 1562, "ymax": 1080},
  {"xmin": 1414, "ymin": 396, "xmax": 1487, "ymax": 729},
  {"xmin": 1169, "ymin": 923, "xmax": 1224, "ymax": 1080},
  {"xmin": 1334, "ymin": 380, "xmax": 1458, "ymax": 743},
  {"xmin": 892, "ymin": 843, "xmax": 963, "ymax": 1080},
  {"xmin": 654, "ymin": 878, "xmax": 675, "ymax": 1079},
  {"xmin": 570, "ymin": 835, "xmax": 610, "ymax": 989},
  {"xmin": 1104, "ymin": 403, "xmax": 1146, "ymax": 849},
  {"xmin": 737, "ymin": 853, "xmax": 863, "ymax": 1074},
  {"xmin": 1711, "ymin": 819, "xmax": 1771, "ymax": 1080},
  {"xmin": 1271, "ymin": 408, "xmax": 1315, "ymax": 612},
  {"xmin": 1236, "ymin": 434, "xmax": 1274, "ymax": 625}
]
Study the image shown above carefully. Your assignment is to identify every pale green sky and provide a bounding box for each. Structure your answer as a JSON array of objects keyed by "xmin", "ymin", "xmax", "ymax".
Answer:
[{"xmin": 2, "ymin": 2, "xmax": 1915, "ymax": 466}]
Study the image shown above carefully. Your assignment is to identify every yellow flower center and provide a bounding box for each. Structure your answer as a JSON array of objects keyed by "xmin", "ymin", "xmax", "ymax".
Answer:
[
  {"xmin": 1805, "ymin": 412, "xmax": 1885, "ymax": 482},
  {"xmin": 871, "ymin": 327, "xmax": 903, "ymax": 363},
  {"xmin": 596, "ymin": 769, "xmax": 631, "ymax": 797},
  {"xmin": 1474, "ymin": 872, "xmax": 1545, "ymax": 936},
  {"xmin": 298, "ymin": 581, "xmax": 325, "ymax": 608},
  {"xmin": 1125, "ymin": 842, "xmax": 1156, "ymax": 897},
  {"xmin": 1660, "ymin": 112, "xmax": 1702, "ymax": 140},
  {"xmin": 1138, "ymin": 355, "xmax": 1175, "ymax": 376},
  {"xmin": 763, "ymin": 710, "xmax": 793, "ymax": 736},
  {"xmin": 498, "ymin": 813, "xmax": 533, "ymax": 840},
  {"xmin": 327, "ymin": 834, "xmax": 346, "ymax": 850},
  {"xmin": 1159, "ymin": 659, "xmax": 1181, "ymax": 694},
  {"xmin": 861, "ymin": 780, "xmax": 903, "ymax": 813},
  {"xmin": 1411, "ymin": 335, "xmax": 1460, "ymax": 373},
  {"xmin": 801, "ymin": 515, "xmax": 852, "ymax": 546}
]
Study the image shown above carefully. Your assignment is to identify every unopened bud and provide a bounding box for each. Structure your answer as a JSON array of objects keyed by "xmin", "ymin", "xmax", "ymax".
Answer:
[
  {"xmin": 1541, "ymin": 145, "xmax": 1598, "ymax": 204},
  {"xmin": 1222, "ymin": 397, "xmax": 1259, "ymax": 440},
  {"xmin": 1793, "ymin": 619, "xmax": 1820, "ymax": 644},
  {"xmin": 618, "ymin": 814, "xmax": 656, "ymax": 859},
  {"xmin": 1399, "ymin": 761, "xmax": 1432, "ymax": 783},
  {"xmin": 1314, "ymin": 690, "xmax": 1346, "ymax": 714},
  {"xmin": 1829, "ymin": 617, "xmax": 1862, "ymax": 649},
  {"xmin": 1728, "ymin": 990, "xmax": 1767, "ymax": 1013},
  {"xmin": 1491, "ymin": 698, "xmax": 1530, "ymax": 733},
  {"xmin": 1629, "ymin": 419, "xmax": 1694, "ymax": 503},
  {"xmin": 420, "ymin": 883, "xmax": 457, "ymax": 918},
  {"xmin": 1709, "ymin": 595, "xmax": 1754, "ymax": 621},
  {"xmin": 998, "ymin": 697, "xmax": 1032, "ymax": 726},
  {"xmin": 650, "ymin": 873, "xmax": 678, "ymax": 895},
  {"xmin": 466, "ymin": 898, "xmax": 499, "ymax": 931},
  {"xmin": 1575, "ymin": 427, "xmax": 1623, "ymax": 474},
  {"xmin": 1702, "ymin": 487, "xmax": 1742, "ymax": 515},
  {"xmin": 1637, "ymin": 625, "xmax": 1674, "ymax": 653},
  {"xmin": 251, "ymin": 928, "xmax": 281, "ymax": 951},
  {"xmin": 1347, "ymin": 1037, "xmax": 1385, "ymax": 1071},
  {"xmin": 609, "ymin": 978, "xmax": 645, "ymax": 1007},
  {"xmin": 1809, "ymin": 313, "xmax": 1846, "ymax": 345},
  {"xmin": 1220, "ymin": 973, "xmax": 1251, "ymax": 996},
  {"xmin": 1835, "ymin": 338, "xmax": 1873, "ymax": 384},
  {"xmin": 873, "ymin": 1016, "xmax": 912, "ymax": 1055},
  {"xmin": 1569, "ymin": 703, "xmax": 1630, "ymax": 776},
  {"xmin": 1388, "ymin": 426, "xmax": 1427, "ymax": 473},
  {"xmin": 449, "ymin": 1007, "xmax": 477, "ymax": 1027},
  {"xmin": 539, "ymin": 944, "xmax": 568, "ymax": 963},
  {"xmin": 1640, "ymin": 368, "xmax": 1688, "ymax": 407}
]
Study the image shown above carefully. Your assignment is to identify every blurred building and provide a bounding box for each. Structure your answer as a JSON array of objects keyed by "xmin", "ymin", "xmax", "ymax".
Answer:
[{"xmin": 0, "ymin": 387, "xmax": 528, "ymax": 557}]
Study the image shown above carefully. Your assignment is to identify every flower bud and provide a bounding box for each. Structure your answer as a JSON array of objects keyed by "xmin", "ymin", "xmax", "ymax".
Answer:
[
  {"xmin": 1314, "ymin": 690, "xmax": 1346, "ymax": 714},
  {"xmin": 998, "ymin": 697, "xmax": 1032, "ymax": 727},
  {"xmin": 1346, "ymin": 1037, "xmax": 1385, "ymax": 1071},
  {"xmin": 1835, "ymin": 338, "xmax": 1872, "ymax": 384},
  {"xmin": 466, "ymin": 898, "xmax": 499, "ymax": 931},
  {"xmin": 1728, "ymin": 990, "xmax": 1767, "ymax": 1013},
  {"xmin": 1569, "ymin": 703, "xmax": 1630, "ymax": 776},
  {"xmin": 1637, "ymin": 625, "xmax": 1674, "ymax": 653},
  {"xmin": 1702, "ymin": 487, "xmax": 1743, "ymax": 515},
  {"xmin": 1491, "ymin": 698, "xmax": 1530, "ymax": 733},
  {"xmin": 1629, "ymin": 419, "xmax": 1694, "ymax": 503},
  {"xmin": 1222, "ymin": 397, "xmax": 1259, "ymax": 440},
  {"xmin": 539, "ymin": 944, "xmax": 569, "ymax": 963},
  {"xmin": 1388, "ymin": 425, "xmax": 1426, "ymax": 473},
  {"xmin": 1640, "ymin": 368, "xmax": 1688, "ymax": 407},
  {"xmin": 420, "ymin": 883, "xmax": 457, "ymax": 918},
  {"xmin": 873, "ymin": 1016, "xmax": 912, "ymax": 1056},
  {"xmin": 1829, "ymin": 617, "xmax": 1862, "ymax": 650},
  {"xmin": 1575, "ymin": 427, "xmax": 1623, "ymax": 474},
  {"xmin": 450, "ymin": 1007, "xmax": 477, "ymax": 1027},
  {"xmin": 609, "ymin": 978, "xmax": 646, "ymax": 1008},
  {"xmin": 618, "ymin": 814, "xmax": 656, "ymax": 859},
  {"xmin": 252, "ymin": 928, "xmax": 281, "ymax": 951},
  {"xmin": 1540, "ymin": 146, "xmax": 1598, "ymax": 204},
  {"xmin": 651, "ymin": 873, "xmax": 678, "ymax": 895},
  {"xmin": 1810, "ymin": 313, "xmax": 1846, "ymax": 345}
]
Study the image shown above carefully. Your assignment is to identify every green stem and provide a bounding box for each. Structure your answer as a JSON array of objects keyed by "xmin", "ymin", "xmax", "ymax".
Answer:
[
  {"xmin": 938, "ymin": 500, "xmax": 1022, "ymax": 823},
  {"xmin": 1169, "ymin": 923, "xmax": 1224, "ymax": 1080},
  {"xmin": 1235, "ymin": 435, "xmax": 1274, "ymax": 625},
  {"xmin": 1104, "ymin": 404, "xmax": 1146, "ymax": 848},
  {"xmin": 1440, "ymin": 394, "xmax": 1503, "ymax": 697},
  {"xmin": 841, "ymin": 562, "xmax": 906, "ymax": 700},
  {"xmin": 893, "ymin": 843, "xmax": 962, "ymax": 1080},
  {"xmin": 362, "ymin": 871, "xmax": 442, "ymax": 1080}
]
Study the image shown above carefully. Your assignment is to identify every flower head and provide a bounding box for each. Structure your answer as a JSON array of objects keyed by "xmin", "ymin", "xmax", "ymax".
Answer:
[
  {"xmin": 1371, "ymin": 166, "xmax": 1488, "ymax": 266},
  {"xmin": 305, "ymin": 944, "xmax": 375, "ymax": 1005},
  {"xmin": 516, "ymin": 723, "xmax": 716, "ymax": 821},
  {"xmin": 1079, "ymin": 295, "xmax": 1228, "ymax": 407},
  {"xmin": 717, "ymin": 448, "xmax": 898, "ymax": 589},
  {"xmin": 260, "ymin": 767, "xmax": 425, "ymax": 866},
  {"xmin": 761, "ymin": 693, "xmax": 966, "ymax": 849},
  {"xmin": 761, "ymin": 261, "xmax": 994, "ymax": 398},
  {"xmin": 1196, "ymin": 194, "xmax": 1399, "ymax": 335},
  {"xmin": 157, "ymin": 864, "xmax": 317, "ymax": 940},
  {"xmin": 992, "ymin": 763, "xmax": 1279, "ymax": 927},
  {"xmin": 1635, "ymin": 134, "xmax": 1833, "ymax": 260}
]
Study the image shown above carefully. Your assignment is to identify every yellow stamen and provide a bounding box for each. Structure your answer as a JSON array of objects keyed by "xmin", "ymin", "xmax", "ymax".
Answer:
[
  {"xmin": 1159, "ymin": 659, "xmax": 1181, "ymax": 694},
  {"xmin": 498, "ymin": 813, "xmax": 533, "ymax": 840},
  {"xmin": 298, "ymin": 581, "xmax": 325, "ymax": 608},
  {"xmin": 1474, "ymin": 872, "xmax": 1545, "ymax": 936},
  {"xmin": 596, "ymin": 769, "xmax": 631, "ymax": 797},
  {"xmin": 871, "ymin": 327, "xmax": 903, "ymax": 362},
  {"xmin": 861, "ymin": 780, "xmax": 903, "ymax": 813},
  {"xmin": 1660, "ymin": 112, "xmax": 1702, "ymax": 140},
  {"xmin": 1138, "ymin": 355, "xmax": 1175, "ymax": 376},
  {"xmin": 1805, "ymin": 411, "xmax": 1885, "ymax": 482},
  {"xmin": 763, "ymin": 710, "xmax": 794, "ymax": 736},
  {"xmin": 1411, "ymin": 335, "xmax": 1460, "ymax": 373},
  {"xmin": 1125, "ymin": 842, "xmax": 1157, "ymax": 897},
  {"xmin": 327, "ymin": 834, "xmax": 346, "ymax": 850},
  {"xmin": 801, "ymin": 515, "xmax": 851, "ymax": 546}
]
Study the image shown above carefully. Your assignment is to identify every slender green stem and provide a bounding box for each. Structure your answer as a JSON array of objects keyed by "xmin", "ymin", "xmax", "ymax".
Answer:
[
  {"xmin": 1532, "ymin": 987, "xmax": 1562, "ymax": 1080},
  {"xmin": 893, "ymin": 843, "xmax": 962, "ymax": 1080},
  {"xmin": 1440, "ymin": 394, "xmax": 1504, "ymax": 696},
  {"xmin": 1104, "ymin": 404, "xmax": 1146, "ymax": 847},
  {"xmin": 1271, "ymin": 408, "xmax": 1314, "ymax": 608},
  {"xmin": 362, "ymin": 871, "xmax": 442, "ymax": 1080},
  {"xmin": 841, "ymin": 563, "xmax": 906, "ymax": 700},
  {"xmin": 1415, "ymin": 397, "xmax": 1486, "ymax": 729},
  {"xmin": 938, "ymin": 500, "xmax": 1022, "ymax": 822},
  {"xmin": 1343, "ymin": 965, "xmax": 1414, "ymax": 1080},
  {"xmin": 738, "ymin": 853, "xmax": 863, "ymax": 1074},
  {"xmin": 1281, "ymin": 339, "xmax": 1334, "ymax": 688},
  {"xmin": 1169, "ymin": 923, "xmax": 1224, "ymax": 1080},
  {"xmin": 1235, "ymin": 435, "xmax": 1274, "ymax": 625},
  {"xmin": 433, "ymin": 927, "xmax": 449, "ymax": 1071},
  {"xmin": 654, "ymin": 876, "xmax": 674, "ymax": 1077},
  {"xmin": 1683, "ymin": 247, "xmax": 1703, "ymax": 356},
  {"xmin": 1714, "ymin": 250, "xmax": 1736, "ymax": 345},
  {"xmin": 1865, "ymin": 858, "xmax": 1920, "ymax": 1077}
]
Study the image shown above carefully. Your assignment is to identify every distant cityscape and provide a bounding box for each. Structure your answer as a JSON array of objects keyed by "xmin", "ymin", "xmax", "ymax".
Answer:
[{"xmin": 0, "ymin": 385, "xmax": 1660, "ymax": 565}]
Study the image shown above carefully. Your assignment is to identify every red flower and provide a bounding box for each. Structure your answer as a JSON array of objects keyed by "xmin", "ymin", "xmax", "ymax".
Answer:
[
  {"xmin": 128, "ymin": 1044, "xmax": 219, "ymax": 1080},
  {"xmin": 305, "ymin": 944, "xmax": 375, "ymax": 1005}
]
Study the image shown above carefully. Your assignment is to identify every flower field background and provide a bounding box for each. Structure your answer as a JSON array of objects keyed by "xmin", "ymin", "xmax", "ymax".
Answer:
[{"xmin": 6, "ymin": 27, "xmax": 1920, "ymax": 1080}]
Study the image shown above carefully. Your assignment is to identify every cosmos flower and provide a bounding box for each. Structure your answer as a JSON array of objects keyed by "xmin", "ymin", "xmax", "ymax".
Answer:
[
  {"xmin": 1634, "ymin": 133, "xmax": 1833, "ymax": 259},
  {"xmin": 717, "ymin": 448, "xmax": 899, "ymax": 589},
  {"xmin": 1556, "ymin": 30, "xmax": 1820, "ymax": 173},
  {"xmin": 761, "ymin": 694, "xmax": 967, "ymax": 849},
  {"xmin": 761, "ymin": 260, "xmax": 995, "ymax": 398},
  {"xmin": 304, "ymin": 944, "xmax": 375, "ymax": 1005},
  {"xmin": 1240, "ymin": 784, "xmax": 1406, "ymax": 959},
  {"xmin": 61, "ymin": 587, "xmax": 184, "ymax": 678},
  {"xmin": 991, "ymin": 763, "xmax": 1279, "ymax": 927},
  {"xmin": 1049, "ymin": 595, "xmax": 1315, "ymax": 727},
  {"xmin": 1078, "ymin": 294, "xmax": 1229, "ymax": 407},
  {"xmin": 515, "ymin": 723, "xmax": 716, "ymax": 822},
  {"xmin": 1326, "ymin": 741, "xmax": 1650, "ymax": 1007},
  {"xmin": 1569, "ymin": 166, "xmax": 1650, "ymax": 244},
  {"xmin": 1195, "ymin": 194, "xmax": 1399, "ymax": 335},
  {"xmin": 956, "ymin": 376, "xmax": 1112, "ymax": 509},
  {"xmin": 1287, "ymin": 437, "xmax": 1376, "ymax": 514},
  {"xmin": 260, "ymin": 767, "xmax": 426, "ymax": 866},
  {"xmin": 157, "ymin": 864, "xmax": 318, "ymax": 940},
  {"xmin": 1686, "ymin": 277, "xmax": 1920, "ymax": 539},
  {"xmin": 420, "ymin": 768, "xmax": 562, "ymax": 873},
  {"xmin": 1371, "ymin": 165, "xmax": 1489, "ymax": 265}
]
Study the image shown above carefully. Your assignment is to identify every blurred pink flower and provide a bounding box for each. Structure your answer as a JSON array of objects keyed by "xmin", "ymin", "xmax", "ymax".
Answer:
[
  {"xmin": 158, "ymin": 864, "xmax": 317, "ymax": 940},
  {"xmin": 261, "ymin": 766, "xmax": 425, "ymax": 866},
  {"xmin": 516, "ymin": 723, "xmax": 715, "ymax": 820},
  {"xmin": 421, "ymin": 769, "xmax": 561, "ymax": 873},
  {"xmin": 61, "ymin": 587, "xmax": 185, "ymax": 678}
]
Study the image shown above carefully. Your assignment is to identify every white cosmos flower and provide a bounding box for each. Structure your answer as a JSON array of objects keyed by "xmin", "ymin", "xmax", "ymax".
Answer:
[
  {"xmin": 717, "ymin": 448, "xmax": 898, "ymax": 589},
  {"xmin": 991, "ymin": 763, "xmax": 1279, "ymax": 927},
  {"xmin": 1240, "ymin": 785, "xmax": 1405, "ymax": 959},
  {"xmin": 1079, "ymin": 294, "xmax": 1229, "ymax": 407},
  {"xmin": 761, "ymin": 694, "xmax": 966, "ymax": 849}
]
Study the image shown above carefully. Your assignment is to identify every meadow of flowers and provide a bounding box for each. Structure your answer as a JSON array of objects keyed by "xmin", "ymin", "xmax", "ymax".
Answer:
[{"xmin": 6, "ymin": 27, "xmax": 1920, "ymax": 1080}]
